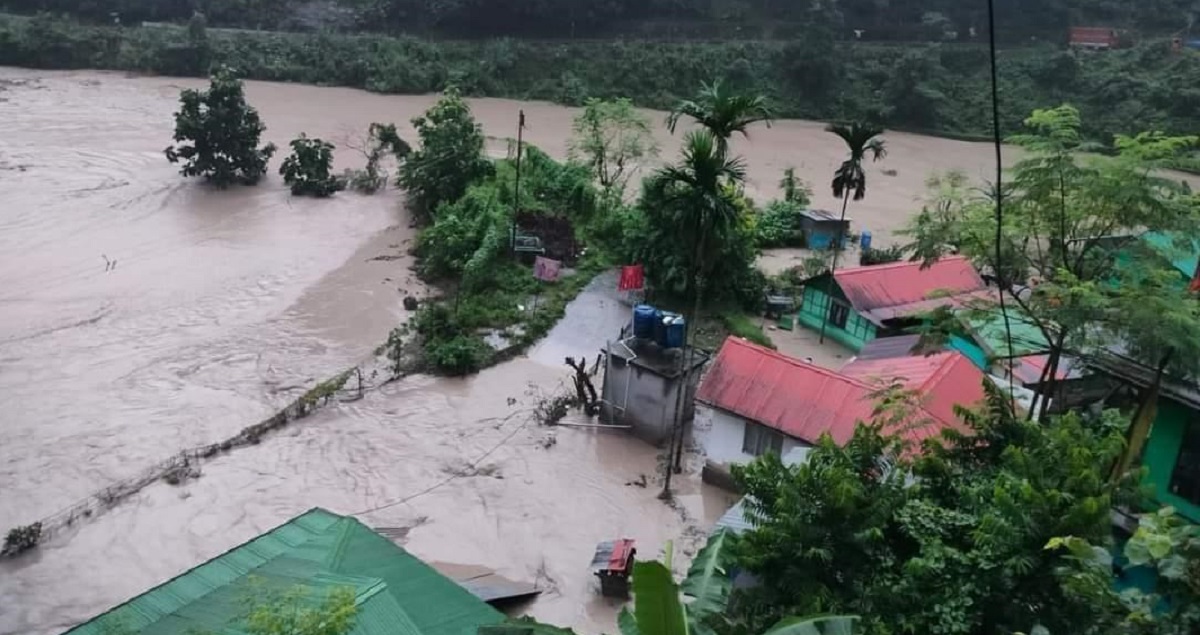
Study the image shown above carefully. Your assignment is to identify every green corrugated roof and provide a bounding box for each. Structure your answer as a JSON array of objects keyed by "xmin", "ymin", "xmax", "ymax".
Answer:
[
  {"xmin": 1142, "ymin": 231, "xmax": 1200, "ymax": 279},
  {"xmin": 962, "ymin": 308, "xmax": 1050, "ymax": 358},
  {"xmin": 67, "ymin": 508, "xmax": 503, "ymax": 635}
]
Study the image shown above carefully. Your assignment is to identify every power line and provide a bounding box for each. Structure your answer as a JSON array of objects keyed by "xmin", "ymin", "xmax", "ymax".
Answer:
[{"xmin": 986, "ymin": 0, "xmax": 1018, "ymax": 412}]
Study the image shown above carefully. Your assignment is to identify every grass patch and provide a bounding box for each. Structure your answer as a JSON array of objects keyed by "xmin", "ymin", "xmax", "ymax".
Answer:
[
  {"xmin": 689, "ymin": 308, "xmax": 776, "ymax": 352},
  {"xmin": 405, "ymin": 255, "xmax": 609, "ymax": 375}
]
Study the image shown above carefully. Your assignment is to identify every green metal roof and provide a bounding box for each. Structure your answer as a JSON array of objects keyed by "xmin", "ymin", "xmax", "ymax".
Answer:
[
  {"xmin": 1142, "ymin": 231, "xmax": 1200, "ymax": 279},
  {"xmin": 67, "ymin": 508, "xmax": 503, "ymax": 635},
  {"xmin": 962, "ymin": 308, "xmax": 1050, "ymax": 359}
]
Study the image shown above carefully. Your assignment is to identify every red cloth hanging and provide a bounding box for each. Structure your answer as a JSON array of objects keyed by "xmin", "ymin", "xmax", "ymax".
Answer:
[{"xmin": 618, "ymin": 264, "xmax": 644, "ymax": 291}]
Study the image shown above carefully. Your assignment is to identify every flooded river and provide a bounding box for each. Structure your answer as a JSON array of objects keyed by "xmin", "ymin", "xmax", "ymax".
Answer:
[{"xmin": 0, "ymin": 68, "xmax": 1023, "ymax": 635}]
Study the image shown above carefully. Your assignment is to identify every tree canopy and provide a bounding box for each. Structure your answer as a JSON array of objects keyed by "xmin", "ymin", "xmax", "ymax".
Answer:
[
  {"xmin": 164, "ymin": 66, "xmax": 276, "ymax": 187},
  {"xmin": 397, "ymin": 86, "xmax": 493, "ymax": 222}
]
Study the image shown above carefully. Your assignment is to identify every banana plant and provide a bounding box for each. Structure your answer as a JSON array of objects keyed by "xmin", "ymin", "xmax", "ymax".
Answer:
[
  {"xmin": 480, "ymin": 530, "xmax": 859, "ymax": 635},
  {"xmin": 618, "ymin": 530, "xmax": 859, "ymax": 635}
]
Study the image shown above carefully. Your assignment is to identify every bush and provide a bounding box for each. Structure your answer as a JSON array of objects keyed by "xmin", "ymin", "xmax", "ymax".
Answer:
[
  {"xmin": 164, "ymin": 65, "xmax": 276, "ymax": 187},
  {"xmin": 279, "ymin": 134, "xmax": 346, "ymax": 197},
  {"xmin": 425, "ymin": 335, "xmax": 489, "ymax": 375},
  {"xmin": 719, "ymin": 312, "xmax": 775, "ymax": 349},
  {"xmin": 756, "ymin": 200, "xmax": 807, "ymax": 248},
  {"xmin": 859, "ymin": 244, "xmax": 906, "ymax": 266}
]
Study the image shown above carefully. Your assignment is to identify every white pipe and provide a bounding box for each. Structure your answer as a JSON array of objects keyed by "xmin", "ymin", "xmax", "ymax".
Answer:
[{"xmin": 553, "ymin": 422, "xmax": 633, "ymax": 429}]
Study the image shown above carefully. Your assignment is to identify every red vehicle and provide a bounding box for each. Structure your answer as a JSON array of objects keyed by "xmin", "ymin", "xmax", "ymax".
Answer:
[{"xmin": 1070, "ymin": 27, "xmax": 1119, "ymax": 49}]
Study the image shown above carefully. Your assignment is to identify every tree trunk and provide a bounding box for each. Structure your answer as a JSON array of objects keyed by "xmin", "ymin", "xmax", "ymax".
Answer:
[
  {"xmin": 1034, "ymin": 328, "xmax": 1068, "ymax": 422},
  {"xmin": 1110, "ymin": 349, "xmax": 1174, "ymax": 486},
  {"xmin": 662, "ymin": 219, "xmax": 709, "ymax": 496},
  {"xmin": 818, "ymin": 189, "xmax": 852, "ymax": 345}
]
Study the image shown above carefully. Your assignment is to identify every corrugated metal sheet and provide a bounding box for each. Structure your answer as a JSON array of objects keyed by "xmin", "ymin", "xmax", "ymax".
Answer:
[
  {"xmin": 834, "ymin": 256, "xmax": 986, "ymax": 314},
  {"xmin": 799, "ymin": 209, "xmax": 849, "ymax": 223},
  {"xmin": 862, "ymin": 289, "xmax": 996, "ymax": 324},
  {"xmin": 696, "ymin": 338, "xmax": 964, "ymax": 446},
  {"xmin": 854, "ymin": 335, "xmax": 922, "ymax": 360},
  {"xmin": 66, "ymin": 508, "xmax": 503, "ymax": 635},
  {"xmin": 840, "ymin": 351, "xmax": 987, "ymax": 429}
]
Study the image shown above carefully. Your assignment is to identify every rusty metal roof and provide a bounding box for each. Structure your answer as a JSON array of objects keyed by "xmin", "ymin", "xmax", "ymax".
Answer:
[
  {"xmin": 839, "ymin": 351, "xmax": 988, "ymax": 430},
  {"xmin": 833, "ymin": 256, "xmax": 987, "ymax": 316},
  {"xmin": 696, "ymin": 338, "xmax": 969, "ymax": 446}
]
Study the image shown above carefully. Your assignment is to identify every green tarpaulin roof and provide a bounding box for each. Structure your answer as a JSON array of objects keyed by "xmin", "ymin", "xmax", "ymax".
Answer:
[{"xmin": 66, "ymin": 508, "xmax": 503, "ymax": 635}]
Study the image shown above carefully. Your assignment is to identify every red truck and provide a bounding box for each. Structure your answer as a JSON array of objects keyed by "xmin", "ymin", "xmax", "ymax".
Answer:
[{"xmin": 1070, "ymin": 27, "xmax": 1119, "ymax": 49}]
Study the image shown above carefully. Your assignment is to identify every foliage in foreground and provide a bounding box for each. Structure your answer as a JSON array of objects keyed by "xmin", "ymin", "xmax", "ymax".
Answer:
[
  {"xmin": 279, "ymin": 134, "xmax": 345, "ymax": 197},
  {"xmin": 731, "ymin": 382, "xmax": 1130, "ymax": 635},
  {"xmin": 164, "ymin": 66, "xmax": 276, "ymax": 187}
]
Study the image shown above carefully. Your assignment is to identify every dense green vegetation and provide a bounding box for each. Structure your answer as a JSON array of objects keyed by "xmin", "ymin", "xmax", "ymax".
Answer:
[
  {"xmin": 3, "ymin": 0, "xmax": 1198, "ymax": 42},
  {"xmin": 4, "ymin": 13, "xmax": 1200, "ymax": 143}
]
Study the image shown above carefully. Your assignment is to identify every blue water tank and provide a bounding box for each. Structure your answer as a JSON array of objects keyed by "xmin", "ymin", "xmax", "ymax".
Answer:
[
  {"xmin": 664, "ymin": 316, "xmax": 686, "ymax": 349},
  {"xmin": 633, "ymin": 304, "xmax": 656, "ymax": 339},
  {"xmin": 654, "ymin": 311, "xmax": 676, "ymax": 347},
  {"xmin": 860, "ymin": 230, "xmax": 873, "ymax": 250}
]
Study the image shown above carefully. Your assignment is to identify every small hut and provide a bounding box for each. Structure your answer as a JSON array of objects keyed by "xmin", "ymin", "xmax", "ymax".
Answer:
[{"xmin": 798, "ymin": 209, "xmax": 851, "ymax": 250}]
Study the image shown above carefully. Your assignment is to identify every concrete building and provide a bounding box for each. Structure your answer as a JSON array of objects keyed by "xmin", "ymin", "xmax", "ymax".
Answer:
[{"xmin": 600, "ymin": 337, "xmax": 709, "ymax": 444}]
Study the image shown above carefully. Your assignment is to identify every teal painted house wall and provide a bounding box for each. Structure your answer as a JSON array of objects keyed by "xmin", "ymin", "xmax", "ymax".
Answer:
[
  {"xmin": 797, "ymin": 285, "xmax": 877, "ymax": 352},
  {"xmin": 1143, "ymin": 398, "xmax": 1200, "ymax": 523},
  {"xmin": 949, "ymin": 334, "xmax": 990, "ymax": 371}
]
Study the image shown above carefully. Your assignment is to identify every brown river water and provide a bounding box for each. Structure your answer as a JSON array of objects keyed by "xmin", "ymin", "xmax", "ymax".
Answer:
[{"xmin": 0, "ymin": 68, "xmax": 1023, "ymax": 635}]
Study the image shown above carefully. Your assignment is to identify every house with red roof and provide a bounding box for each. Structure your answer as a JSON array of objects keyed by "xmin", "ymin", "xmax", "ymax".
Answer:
[
  {"xmin": 796, "ymin": 256, "xmax": 991, "ymax": 352},
  {"xmin": 693, "ymin": 337, "xmax": 986, "ymax": 470}
]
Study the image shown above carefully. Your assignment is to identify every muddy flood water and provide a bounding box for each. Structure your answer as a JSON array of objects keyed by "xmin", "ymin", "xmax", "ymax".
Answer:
[{"xmin": 0, "ymin": 68, "xmax": 1021, "ymax": 635}]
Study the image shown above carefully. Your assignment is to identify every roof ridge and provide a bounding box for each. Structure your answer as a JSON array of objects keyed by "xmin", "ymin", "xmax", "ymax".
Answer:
[
  {"xmin": 835, "ymin": 255, "xmax": 968, "ymax": 277},
  {"xmin": 917, "ymin": 351, "xmax": 961, "ymax": 392},
  {"xmin": 724, "ymin": 337, "xmax": 876, "ymax": 390}
]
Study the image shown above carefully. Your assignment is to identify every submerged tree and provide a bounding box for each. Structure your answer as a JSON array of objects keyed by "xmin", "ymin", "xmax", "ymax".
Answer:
[
  {"xmin": 344, "ymin": 122, "xmax": 411, "ymax": 194},
  {"xmin": 279, "ymin": 134, "xmax": 345, "ymax": 197},
  {"xmin": 569, "ymin": 97, "xmax": 658, "ymax": 193},
  {"xmin": 396, "ymin": 87, "xmax": 492, "ymax": 222},
  {"xmin": 164, "ymin": 66, "xmax": 276, "ymax": 187}
]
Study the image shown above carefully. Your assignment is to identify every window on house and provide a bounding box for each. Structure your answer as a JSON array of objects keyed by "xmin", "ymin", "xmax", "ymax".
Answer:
[
  {"xmin": 828, "ymin": 301, "xmax": 850, "ymax": 329},
  {"xmin": 1170, "ymin": 421, "xmax": 1200, "ymax": 505},
  {"xmin": 742, "ymin": 422, "xmax": 785, "ymax": 457}
]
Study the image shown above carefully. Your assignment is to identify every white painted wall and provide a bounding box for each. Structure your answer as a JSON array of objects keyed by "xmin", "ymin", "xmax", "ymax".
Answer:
[{"xmin": 694, "ymin": 404, "xmax": 808, "ymax": 467}]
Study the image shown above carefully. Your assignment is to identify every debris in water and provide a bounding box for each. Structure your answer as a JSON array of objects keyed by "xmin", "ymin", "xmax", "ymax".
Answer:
[
  {"xmin": 625, "ymin": 474, "xmax": 648, "ymax": 488},
  {"xmin": 403, "ymin": 296, "xmax": 419, "ymax": 310}
]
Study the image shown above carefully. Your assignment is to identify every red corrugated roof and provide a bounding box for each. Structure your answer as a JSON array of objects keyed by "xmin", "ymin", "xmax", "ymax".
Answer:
[
  {"xmin": 696, "ymin": 338, "xmax": 973, "ymax": 447},
  {"xmin": 840, "ymin": 351, "xmax": 987, "ymax": 430},
  {"xmin": 833, "ymin": 256, "xmax": 986, "ymax": 315}
]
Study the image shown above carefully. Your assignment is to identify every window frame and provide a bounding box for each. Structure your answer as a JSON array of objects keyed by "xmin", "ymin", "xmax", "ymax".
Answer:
[
  {"xmin": 742, "ymin": 421, "xmax": 786, "ymax": 457},
  {"xmin": 828, "ymin": 300, "xmax": 851, "ymax": 329}
]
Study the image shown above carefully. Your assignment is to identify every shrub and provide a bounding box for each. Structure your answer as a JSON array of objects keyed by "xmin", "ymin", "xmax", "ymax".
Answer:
[
  {"xmin": 860, "ymin": 244, "xmax": 906, "ymax": 266},
  {"xmin": 425, "ymin": 335, "xmax": 489, "ymax": 375},
  {"xmin": 164, "ymin": 65, "xmax": 276, "ymax": 187},
  {"xmin": 756, "ymin": 200, "xmax": 807, "ymax": 248},
  {"xmin": 279, "ymin": 134, "xmax": 346, "ymax": 197}
]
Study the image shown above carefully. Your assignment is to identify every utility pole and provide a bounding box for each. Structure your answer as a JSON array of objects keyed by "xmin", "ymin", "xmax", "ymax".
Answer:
[{"xmin": 511, "ymin": 110, "xmax": 525, "ymax": 257}]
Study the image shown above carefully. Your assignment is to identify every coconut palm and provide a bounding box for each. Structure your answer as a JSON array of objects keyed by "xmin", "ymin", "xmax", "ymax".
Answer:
[
  {"xmin": 819, "ymin": 122, "xmax": 887, "ymax": 344},
  {"xmin": 666, "ymin": 79, "xmax": 773, "ymax": 153}
]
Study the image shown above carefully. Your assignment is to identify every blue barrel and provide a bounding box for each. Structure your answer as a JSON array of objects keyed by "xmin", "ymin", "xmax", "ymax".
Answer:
[
  {"xmin": 632, "ymin": 305, "xmax": 656, "ymax": 339},
  {"xmin": 654, "ymin": 311, "xmax": 675, "ymax": 347},
  {"xmin": 665, "ymin": 316, "xmax": 686, "ymax": 349},
  {"xmin": 860, "ymin": 230, "xmax": 873, "ymax": 250}
]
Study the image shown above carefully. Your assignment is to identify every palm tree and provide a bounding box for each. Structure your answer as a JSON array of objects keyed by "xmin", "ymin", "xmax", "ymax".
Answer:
[
  {"xmin": 666, "ymin": 79, "xmax": 773, "ymax": 153},
  {"xmin": 819, "ymin": 122, "xmax": 887, "ymax": 344},
  {"xmin": 650, "ymin": 129, "xmax": 747, "ymax": 494}
]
